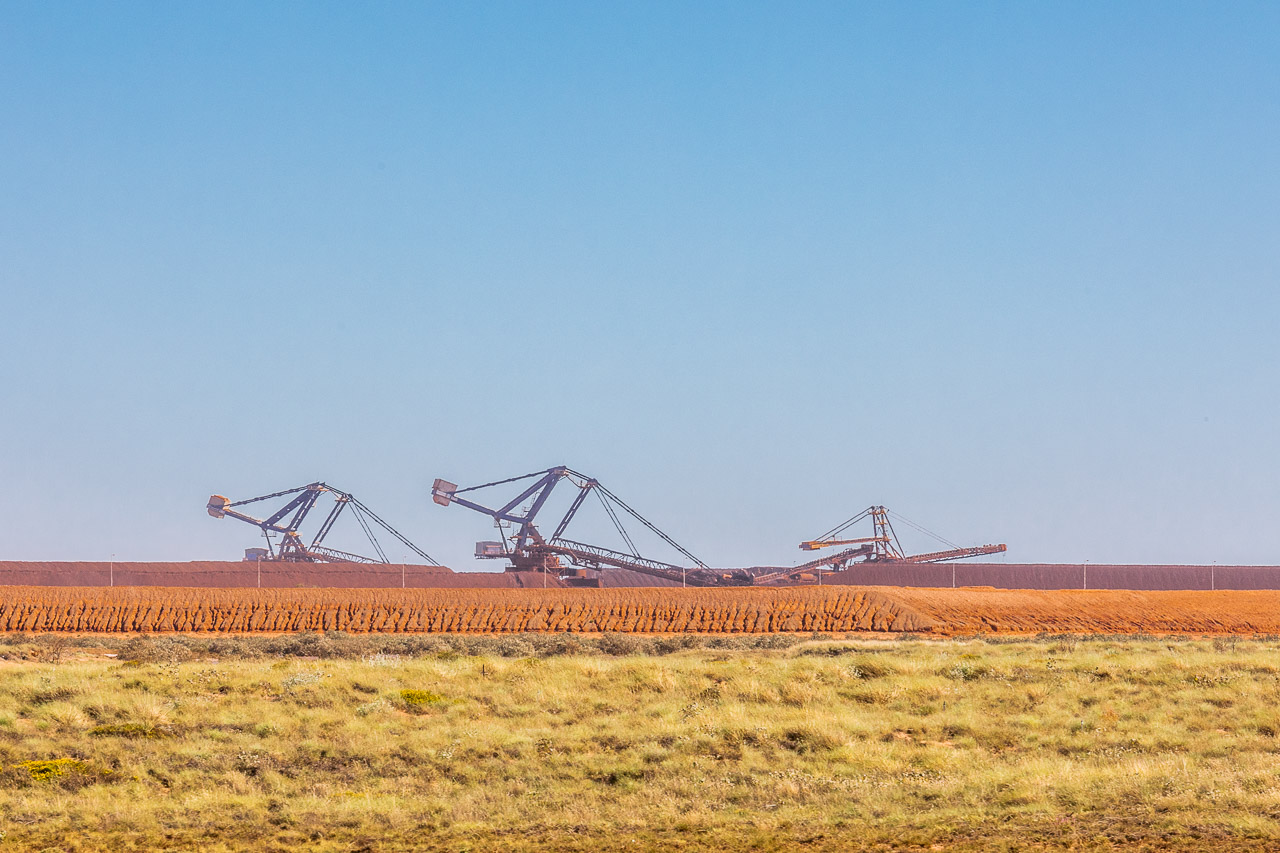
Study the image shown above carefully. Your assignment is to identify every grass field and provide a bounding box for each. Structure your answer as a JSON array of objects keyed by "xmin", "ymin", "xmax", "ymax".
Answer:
[{"xmin": 2, "ymin": 632, "xmax": 1279, "ymax": 851}]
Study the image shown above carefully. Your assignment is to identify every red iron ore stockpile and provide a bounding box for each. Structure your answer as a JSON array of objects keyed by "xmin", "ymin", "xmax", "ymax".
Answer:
[
  {"xmin": 0, "ymin": 586, "xmax": 926, "ymax": 634},
  {"xmin": 2, "ymin": 585, "xmax": 1280, "ymax": 635},
  {"xmin": 7, "ymin": 555, "xmax": 1280, "ymax": 589},
  {"xmin": 823, "ymin": 562, "xmax": 1280, "ymax": 590},
  {"xmin": 0, "ymin": 561, "xmax": 555, "ymax": 588},
  {"xmin": 0, "ymin": 562, "xmax": 687, "ymax": 589},
  {"xmin": 881, "ymin": 586, "xmax": 1280, "ymax": 635},
  {"xmin": 3, "ymin": 561, "xmax": 1278, "ymax": 591}
]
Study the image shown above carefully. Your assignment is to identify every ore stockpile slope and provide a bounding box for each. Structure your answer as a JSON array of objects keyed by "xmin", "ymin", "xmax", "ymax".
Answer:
[
  {"xmin": 824, "ymin": 562, "xmax": 1280, "ymax": 590},
  {"xmin": 0, "ymin": 587, "xmax": 927, "ymax": 634},
  {"xmin": 881, "ymin": 587, "xmax": 1280, "ymax": 635},
  {"xmin": 0, "ymin": 561, "xmax": 688, "ymax": 589},
  {"xmin": 4, "ymin": 585, "xmax": 1280, "ymax": 635},
  {"xmin": 0, "ymin": 562, "xmax": 561, "ymax": 589}
]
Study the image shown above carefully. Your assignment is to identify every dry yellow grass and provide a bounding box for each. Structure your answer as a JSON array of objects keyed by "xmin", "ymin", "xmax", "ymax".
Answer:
[{"xmin": 0, "ymin": 633, "xmax": 1279, "ymax": 850}]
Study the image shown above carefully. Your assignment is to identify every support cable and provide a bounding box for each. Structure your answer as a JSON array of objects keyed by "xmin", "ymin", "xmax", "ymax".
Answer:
[
  {"xmin": 596, "ymin": 484, "xmax": 707, "ymax": 569},
  {"xmin": 595, "ymin": 490, "xmax": 640, "ymax": 556},
  {"xmin": 350, "ymin": 505, "xmax": 389, "ymax": 563},
  {"xmin": 453, "ymin": 469, "xmax": 551, "ymax": 496},
  {"xmin": 887, "ymin": 509, "xmax": 961, "ymax": 550},
  {"xmin": 813, "ymin": 507, "xmax": 873, "ymax": 542},
  {"xmin": 350, "ymin": 497, "xmax": 438, "ymax": 565},
  {"xmin": 227, "ymin": 485, "xmax": 311, "ymax": 507}
]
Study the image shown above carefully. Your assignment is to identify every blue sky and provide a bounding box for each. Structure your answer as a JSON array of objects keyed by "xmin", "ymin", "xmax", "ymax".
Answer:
[{"xmin": 1, "ymin": 2, "xmax": 1277, "ymax": 569}]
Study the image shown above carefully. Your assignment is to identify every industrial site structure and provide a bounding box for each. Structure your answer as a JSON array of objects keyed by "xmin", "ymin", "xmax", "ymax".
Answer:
[
  {"xmin": 203, "ymin": 471, "xmax": 1005, "ymax": 588},
  {"xmin": 432, "ymin": 466, "xmax": 754, "ymax": 586},
  {"xmin": 207, "ymin": 482, "xmax": 437, "ymax": 565}
]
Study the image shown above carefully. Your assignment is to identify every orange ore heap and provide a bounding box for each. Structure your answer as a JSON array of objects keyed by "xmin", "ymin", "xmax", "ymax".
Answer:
[{"xmin": 2, "ymin": 586, "xmax": 1280, "ymax": 634}]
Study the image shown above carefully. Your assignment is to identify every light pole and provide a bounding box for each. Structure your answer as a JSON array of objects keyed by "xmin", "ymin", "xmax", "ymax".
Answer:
[
  {"xmin": 109, "ymin": 554, "xmax": 114, "ymax": 588},
  {"xmin": 402, "ymin": 556, "xmax": 406, "ymax": 589}
]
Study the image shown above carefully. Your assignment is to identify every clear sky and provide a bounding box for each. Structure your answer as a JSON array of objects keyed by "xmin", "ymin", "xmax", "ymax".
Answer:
[{"xmin": 2, "ymin": 2, "xmax": 1278, "ymax": 569}]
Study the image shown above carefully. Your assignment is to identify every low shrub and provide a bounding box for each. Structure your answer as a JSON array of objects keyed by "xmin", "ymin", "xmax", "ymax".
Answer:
[
  {"xmin": 945, "ymin": 662, "xmax": 989, "ymax": 682},
  {"xmin": 494, "ymin": 636, "xmax": 535, "ymax": 658},
  {"xmin": 2, "ymin": 758, "xmax": 116, "ymax": 790},
  {"xmin": 281, "ymin": 672, "xmax": 326, "ymax": 692},
  {"xmin": 779, "ymin": 726, "xmax": 840, "ymax": 754},
  {"xmin": 118, "ymin": 637, "xmax": 193, "ymax": 663},
  {"xmin": 847, "ymin": 659, "xmax": 894, "ymax": 679},
  {"xmin": 650, "ymin": 635, "xmax": 698, "ymax": 655},
  {"xmin": 597, "ymin": 633, "xmax": 641, "ymax": 656},
  {"xmin": 2, "ymin": 630, "xmax": 810, "ymax": 662},
  {"xmin": 398, "ymin": 689, "xmax": 446, "ymax": 713}
]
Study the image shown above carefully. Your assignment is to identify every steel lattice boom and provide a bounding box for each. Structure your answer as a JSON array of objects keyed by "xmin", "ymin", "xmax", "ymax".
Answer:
[
  {"xmin": 207, "ymin": 482, "xmax": 437, "ymax": 564},
  {"xmin": 432, "ymin": 466, "xmax": 752, "ymax": 586},
  {"xmin": 790, "ymin": 505, "xmax": 1005, "ymax": 576},
  {"xmin": 753, "ymin": 505, "xmax": 1007, "ymax": 585}
]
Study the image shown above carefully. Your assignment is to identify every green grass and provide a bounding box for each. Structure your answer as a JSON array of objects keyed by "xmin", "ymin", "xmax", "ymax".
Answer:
[{"xmin": 1, "ymin": 633, "xmax": 1280, "ymax": 850}]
